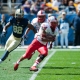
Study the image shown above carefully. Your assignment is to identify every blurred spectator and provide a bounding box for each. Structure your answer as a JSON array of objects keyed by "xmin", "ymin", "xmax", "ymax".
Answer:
[
  {"xmin": 0, "ymin": 14, "xmax": 7, "ymax": 28},
  {"xmin": 72, "ymin": 4, "xmax": 80, "ymax": 46},
  {"xmin": 44, "ymin": 7, "xmax": 53, "ymax": 13},
  {"xmin": 3, "ymin": 0, "xmax": 7, "ymax": 3},
  {"xmin": 43, "ymin": 2, "xmax": 54, "ymax": 13},
  {"xmin": 58, "ymin": 0, "xmax": 68, "ymax": 14},
  {"xmin": 45, "ymin": 0, "xmax": 51, "ymax": 3},
  {"xmin": 58, "ymin": 11, "xmax": 69, "ymax": 48},
  {"xmin": 75, "ymin": 0, "xmax": 80, "ymax": 3},
  {"xmin": 30, "ymin": 1, "xmax": 40, "ymax": 14},
  {"xmin": 66, "ymin": 0, "xmax": 76, "ymax": 14},
  {"xmin": 0, "ymin": 14, "xmax": 7, "ymax": 46},
  {"xmin": 37, "ymin": 0, "xmax": 46, "ymax": 11},
  {"xmin": 37, "ymin": 0, "xmax": 45, "ymax": 6},
  {"xmin": 59, "ymin": 0, "xmax": 63, "ymax": 2},
  {"xmin": 0, "ymin": 0, "xmax": 3, "ymax": 13},
  {"xmin": 21, "ymin": 0, "xmax": 32, "ymax": 15},
  {"xmin": 52, "ymin": 0, "xmax": 61, "ymax": 7},
  {"xmin": 14, "ymin": 0, "xmax": 26, "ymax": 9},
  {"xmin": 31, "ymin": 0, "xmax": 46, "ymax": 14}
]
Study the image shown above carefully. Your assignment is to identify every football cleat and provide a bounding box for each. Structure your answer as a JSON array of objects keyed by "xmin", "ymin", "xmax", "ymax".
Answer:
[
  {"xmin": 14, "ymin": 63, "xmax": 19, "ymax": 71},
  {"xmin": 29, "ymin": 66, "xmax": 38, "ymax": 72}
]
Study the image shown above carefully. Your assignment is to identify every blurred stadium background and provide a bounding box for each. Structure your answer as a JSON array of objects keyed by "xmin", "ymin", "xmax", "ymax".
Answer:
[{"xmin": 0, "ymin": 0, "xmax": 79, "ymax": 46}]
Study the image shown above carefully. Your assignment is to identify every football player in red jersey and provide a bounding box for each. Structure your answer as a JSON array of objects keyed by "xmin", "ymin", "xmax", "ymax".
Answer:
[
  {"xmin": 0, "ymin": 9, "xmax": 37, "ymax": 63},
  {"xmin": 14, "ymin": 16, "xmax": 58, "ymax": 71},
  {"xmin": 26, "ymin": 10, "xmax": 47, "ymax": 34},
  {"xmin": 24, "ymin": 10, "xmax": 47, "ymax": 59}
]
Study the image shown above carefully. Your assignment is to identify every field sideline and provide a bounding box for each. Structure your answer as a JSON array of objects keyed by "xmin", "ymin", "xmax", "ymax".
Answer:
[
  {"xmin": 0, "ymin": 48, "xmax": 80, "ymax": 80},
  {"xmin": 0, "ymin": 48, "xmax": 80, "ymax": 51}
]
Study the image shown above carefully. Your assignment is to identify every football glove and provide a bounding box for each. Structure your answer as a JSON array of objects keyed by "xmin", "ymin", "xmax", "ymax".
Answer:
[{"xmin": 22, "ymin": 35, "xmax": 28, "ymax": 41}]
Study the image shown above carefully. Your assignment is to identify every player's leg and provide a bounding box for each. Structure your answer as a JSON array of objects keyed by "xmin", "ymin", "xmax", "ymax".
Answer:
[
  {"xmin": 74, "ymin": 31, "xmax": 78, "ymax": 46},
  {"xmin": 30, "ymin": 45, "xmax": 48, "ymax": 71},
  {"xmin": 47, "ymin": 42, "xmax": 50, "ymax": 48},
  {"xmin": 0, "ymin": 34, "xmax": 21, "ymax": 63},
  {"xmin": 64, "ymin": 33, "xmax": 68, "ymax": 48},
  {"xmin": 60, "ymin": 33, "xmax": 64, "ymax": 48},
  {"xmin": 0, "ymin": 35, "xmax": 12, "ymax": 63},
  {"xmin": 14, "ymin": 39, "xmax": 39, "ymax": 71},
  {"xmin": 54, "ymin": 35, "xmax": 58, "ymax": 47}
]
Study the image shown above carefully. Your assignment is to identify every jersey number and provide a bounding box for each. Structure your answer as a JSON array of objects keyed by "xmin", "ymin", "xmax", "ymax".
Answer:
[{"xmin": 13, "ymin": 26, "xmax": 23, "ymax": 34}]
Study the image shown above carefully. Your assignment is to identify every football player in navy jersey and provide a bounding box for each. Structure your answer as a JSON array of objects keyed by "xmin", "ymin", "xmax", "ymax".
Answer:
[{"xmin": 0, "ymin": 9, "xmax": 37, "ymax": 63}]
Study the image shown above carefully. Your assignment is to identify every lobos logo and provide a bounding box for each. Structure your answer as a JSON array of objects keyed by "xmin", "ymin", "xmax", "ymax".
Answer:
[{"xmin": 42, "ymin": 24, "xmax": 47, "ymax": 30}]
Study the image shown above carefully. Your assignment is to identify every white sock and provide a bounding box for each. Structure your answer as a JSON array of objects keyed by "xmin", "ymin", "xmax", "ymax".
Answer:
[
  {"xmin": 32, "ymin": 60, "xmax": 39, "ymax": 67},
  {"xmin": 17, "ymin": 60, "xmax": 20, "ymax": 64},
  {"xmin": 0, "ymin": 59, "xmax": 2, "ymax": 63}
]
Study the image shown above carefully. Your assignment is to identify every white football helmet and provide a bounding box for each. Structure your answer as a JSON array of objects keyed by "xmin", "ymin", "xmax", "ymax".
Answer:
[
  {"xmin": 15, "ymin": 9, "xmax": 24, "ymax": 19},
  {"xmin": 41, "ymin": 22, "xmax": 49, "ymax": 28},
  {"xmin": 48, "ymin": 16, "xmax": 57, "ymax": 23},
  {"xmin": 37, "ymin": 10, "xmax": 46, "ymax": 23},
  {"xmin": 41, "ymin": 22, "xmax": 49, "ymax": 32},
  {"xmin": 48, "ymin": 16, "xmax": 57, "ymax": 31}
]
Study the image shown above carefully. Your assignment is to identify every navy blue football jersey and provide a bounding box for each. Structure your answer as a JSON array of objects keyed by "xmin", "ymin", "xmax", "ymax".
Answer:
[{"xmin": 10, "ymin": 17, "xmax": 28, "ymax": 38}]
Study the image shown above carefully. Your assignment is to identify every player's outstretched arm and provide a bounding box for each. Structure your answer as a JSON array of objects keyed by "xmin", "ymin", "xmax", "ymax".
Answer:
[
  {"xmin": 1, "ymin": 22, "xmax": 11, "ymax": 37},
  {"xmin": 27, "ymin": 24, "xmax": 37, "ymax": 34},
  {"xmin": 3, "ymin": 22, "xmax": 11, "ymax": 32},
  {"xmin": 24, "ymin": 28, "xmax": 31, "ymax": 35},
  {"xmin": 22, "ymin": 28, "xmax": 30, "ymax": 40}
]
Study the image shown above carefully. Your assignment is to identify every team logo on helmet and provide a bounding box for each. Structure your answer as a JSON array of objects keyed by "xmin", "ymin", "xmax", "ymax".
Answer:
[
  {"xmin": 37, "ymin": 10, "xmax": 46, "ymax": 23},
  {"xmin": 15, "ymin": 9, "xmax": 24, "ymax": 19},
  {"xmin": 37, "ymin": 10, "xmax": 46, "ymax": 16},
  {"xmin": 48, "ymin": 16, "xmax": 57, "ymax": 23}
]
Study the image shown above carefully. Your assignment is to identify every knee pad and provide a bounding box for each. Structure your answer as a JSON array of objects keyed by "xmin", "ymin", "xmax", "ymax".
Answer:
[{"xmin": 39, "ymin": 54, "xmax": 46, "ymax": 60}]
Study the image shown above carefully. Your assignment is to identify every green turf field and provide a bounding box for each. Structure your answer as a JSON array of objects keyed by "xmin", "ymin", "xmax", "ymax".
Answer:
[{"xmin": 0, "ymin": 49, "xmax": 80, "ymax": 80}]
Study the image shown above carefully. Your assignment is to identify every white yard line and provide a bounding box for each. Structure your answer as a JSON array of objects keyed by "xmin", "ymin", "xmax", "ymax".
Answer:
[
  {"xmin": 49, "ymin": 49, "xmax": 80, "ymax": 51},
  {"xmin": 29, "ymin": 50, "xmax": 56, "ymax": 80},
  {"xmin": 0, "ymin": 49, "xmax": 26, "ymax": 51},
  {"xmin": 0, "ymin": 48, "xmax": 80, "ymax": 51}
]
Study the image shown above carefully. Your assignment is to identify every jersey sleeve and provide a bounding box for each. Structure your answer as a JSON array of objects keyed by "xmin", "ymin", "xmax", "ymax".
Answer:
[{"xmin": 31, "ymin": 18, "xmax": 37, "ymax": 27}]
